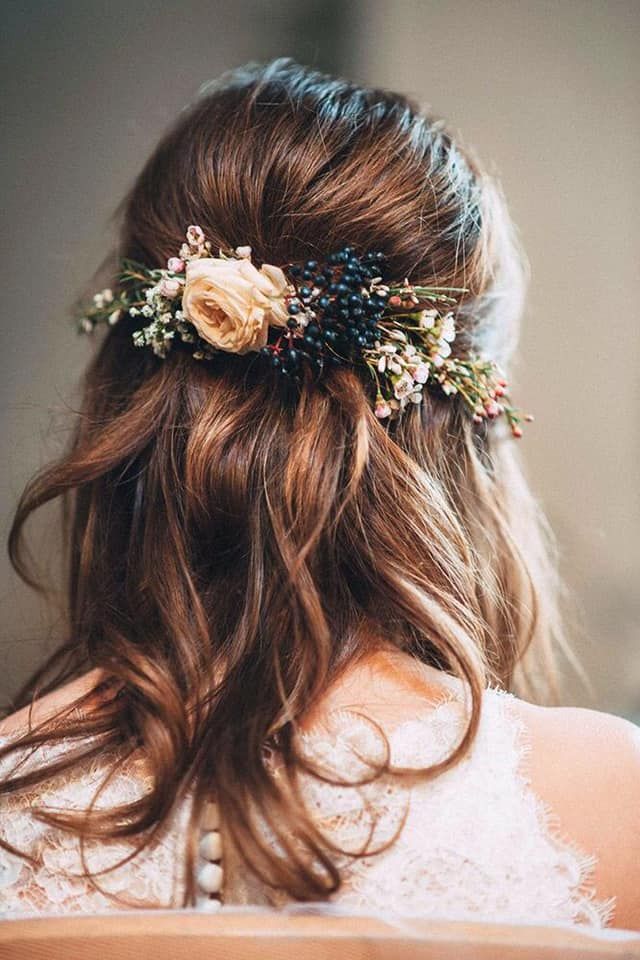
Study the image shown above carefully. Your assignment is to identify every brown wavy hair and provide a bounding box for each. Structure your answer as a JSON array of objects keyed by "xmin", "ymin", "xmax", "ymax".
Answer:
[{"xmin": 1, "ymin": 59, "xmax": 566, "ymax": 906}]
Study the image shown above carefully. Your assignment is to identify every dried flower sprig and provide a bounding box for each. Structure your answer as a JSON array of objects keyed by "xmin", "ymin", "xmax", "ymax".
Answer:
[
  {"xmin": 360, "ymin": 284, "xmax": 532, "ymax": 435},
  {"xmin": 79, "ymin": 226, "xmax": 219, "ymax": 359},
  {"xmin": 79, "ymin": 226, "xmax": 531, "ymax": 435}
]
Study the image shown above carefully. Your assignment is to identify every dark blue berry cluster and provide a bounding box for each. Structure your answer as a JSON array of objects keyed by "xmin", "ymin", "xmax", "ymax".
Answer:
[{"xmin": 258, "ymin": 246, "xmax": 389, "ymax": 378}]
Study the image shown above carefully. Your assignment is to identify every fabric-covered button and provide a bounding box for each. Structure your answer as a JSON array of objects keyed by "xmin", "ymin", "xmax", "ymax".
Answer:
[
  {"xmin": 198, "ymin": 896, "xmax": 222, "ymax": 913},
  {"xmin": 199, "ymin": 830, "xmax": 223, "ymax": 862},
  {"xmin": 197, "ymin": 861, "xmax": 223, "ymax": 894}
]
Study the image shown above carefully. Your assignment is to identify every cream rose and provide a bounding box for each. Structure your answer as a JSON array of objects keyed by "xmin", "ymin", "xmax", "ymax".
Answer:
[{"xmin": 182, "ymin": 256, "xmax": 290, "ymax": 354}]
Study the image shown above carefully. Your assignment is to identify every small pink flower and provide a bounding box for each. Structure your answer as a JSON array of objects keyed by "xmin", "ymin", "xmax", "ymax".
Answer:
[
  {"xmin": 375, "ymin": 398, "xmax": 392, "ymax": 419},
  {"xmin": 167, "ymin": 257, "xmax": 185, "ymax": 273},
  {"xmin": 186, "ymin": 225, "xmax": 205, "ymax": 246},
  {"xmin": 160, "ymin": 277, "xmax": 182, "ymax": 298},
  {"xmin": 440, "ymin": 312, "xmax": 456, "ymax": 342},
  {"xmin": 411, "ymin": 362, "xmax": 429, "ymax": 384},
  {"xmin": 393, "ymin": 371, "xmax": 415, "ymax": 400}
]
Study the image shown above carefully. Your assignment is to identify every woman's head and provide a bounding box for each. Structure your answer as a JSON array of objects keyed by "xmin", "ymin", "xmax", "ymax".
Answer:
[
  {"xmin": 120, "ymin": 59, "xmax": 523, "ymax": 364},
  {"xmin": 5, "ymin": 59, "xmax": 562, "ymax": 903}
]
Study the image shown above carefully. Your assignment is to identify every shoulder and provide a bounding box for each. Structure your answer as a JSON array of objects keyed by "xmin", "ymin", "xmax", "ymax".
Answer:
[
  {"xmin": 0, "ymin": 668, "xmax": 107, "ymax": 740},
  {"xmin": 505, "ymin": 693, "xmax": 640, "ymax": 930}
]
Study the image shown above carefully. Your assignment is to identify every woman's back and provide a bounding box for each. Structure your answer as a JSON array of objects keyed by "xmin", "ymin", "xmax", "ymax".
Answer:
[{"xmin": 1, "ymin": 651, "xmax": 638, "ymax": 927}]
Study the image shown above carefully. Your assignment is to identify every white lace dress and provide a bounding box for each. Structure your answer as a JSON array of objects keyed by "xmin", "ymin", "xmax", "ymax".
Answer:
[{"xmin": 0, "ymin": 687, "xmax": 615, "ymax": 925}]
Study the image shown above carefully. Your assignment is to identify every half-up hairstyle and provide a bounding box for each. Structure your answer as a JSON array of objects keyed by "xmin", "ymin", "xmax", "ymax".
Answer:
[{"xmin": 2, "ymin": 58, "xmax": 565, "ymax": 906}]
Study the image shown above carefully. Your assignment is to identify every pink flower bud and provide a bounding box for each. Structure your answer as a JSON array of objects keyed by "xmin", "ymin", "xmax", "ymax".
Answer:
[
  {"xmin": 484, "ymin": 400, "xmax": 500, "ymax": 419},
  {"xmin": 160, "ymin": 277, "xmax": 182, "ymax": 299},
  {"xmin": 512, "ymin": 425, "xmax": 523, "ymax": 438},
  {"xmin": 388, "ymin": 295, "xmax": 402, "ymax": 308},
  {"xmin": 167, "ymin": 257, "xmax": 185, "ymax": 273},
  {"xmin": 411, "ymin": 362, "xmax": 429, "ymax": 384},
  {"xmin": 375, "ymin": 398, "xmax": 392, "ymax": 419}
]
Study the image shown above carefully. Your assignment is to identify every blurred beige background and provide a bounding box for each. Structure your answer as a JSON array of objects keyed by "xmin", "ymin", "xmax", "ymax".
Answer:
[{"xmin": 2, "ymin": 1, "xmax": 638, "ymax": 719}]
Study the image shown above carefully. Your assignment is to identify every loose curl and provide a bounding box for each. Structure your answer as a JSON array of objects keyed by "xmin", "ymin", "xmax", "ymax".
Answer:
[{"xmin": 1, "ymin": 59, "xmax": 565, "ymax": 906}]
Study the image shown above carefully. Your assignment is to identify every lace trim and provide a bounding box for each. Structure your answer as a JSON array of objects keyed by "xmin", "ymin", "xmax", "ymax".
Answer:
[
  {"xmin": 0, "ymin": 734, "xmax": 191, "ymax": 916},
  {"xmin": 495, "ymin": 689, "xmax": 616, "ymax": 928},
  {"xmin": 0, "ymin": 688, "xmax": 616, "ymax": 925},
  {"xmin": 258, "ymin": 688, "xmax": 615, "ymax": 927}
]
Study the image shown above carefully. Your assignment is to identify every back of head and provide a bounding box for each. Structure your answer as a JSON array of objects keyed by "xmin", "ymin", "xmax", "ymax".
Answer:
[{"xmin": 7, "ymin": 58, "xmax": 561, "ymax": 903}]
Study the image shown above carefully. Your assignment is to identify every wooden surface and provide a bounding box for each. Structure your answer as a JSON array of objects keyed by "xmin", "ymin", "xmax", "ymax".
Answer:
[{"xmin": 1, "ymin": 911, "xmax": 639, "ymax": 960}]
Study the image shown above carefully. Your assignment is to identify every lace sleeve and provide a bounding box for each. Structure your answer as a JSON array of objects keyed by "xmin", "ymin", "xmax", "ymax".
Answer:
[{"xmin": 0, "ymin": 736, "xmax": 189, "ymax": 917}]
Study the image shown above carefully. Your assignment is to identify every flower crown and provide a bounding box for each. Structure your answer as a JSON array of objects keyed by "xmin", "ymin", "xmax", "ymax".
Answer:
[{"xmin": 80, "ymin": 225, "xmax": 531, "ymax": 435}]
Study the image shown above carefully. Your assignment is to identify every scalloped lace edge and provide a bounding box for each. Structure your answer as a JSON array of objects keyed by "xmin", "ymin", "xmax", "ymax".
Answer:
[{"xmin": 493, "ymin": 688, "xmax": 616, "ymax": 928}]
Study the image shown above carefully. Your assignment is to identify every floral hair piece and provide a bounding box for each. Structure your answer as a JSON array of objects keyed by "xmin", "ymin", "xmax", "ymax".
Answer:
[{"xmin": 80, "ymin": 226, "xmax": 531, "ymax": 435}]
